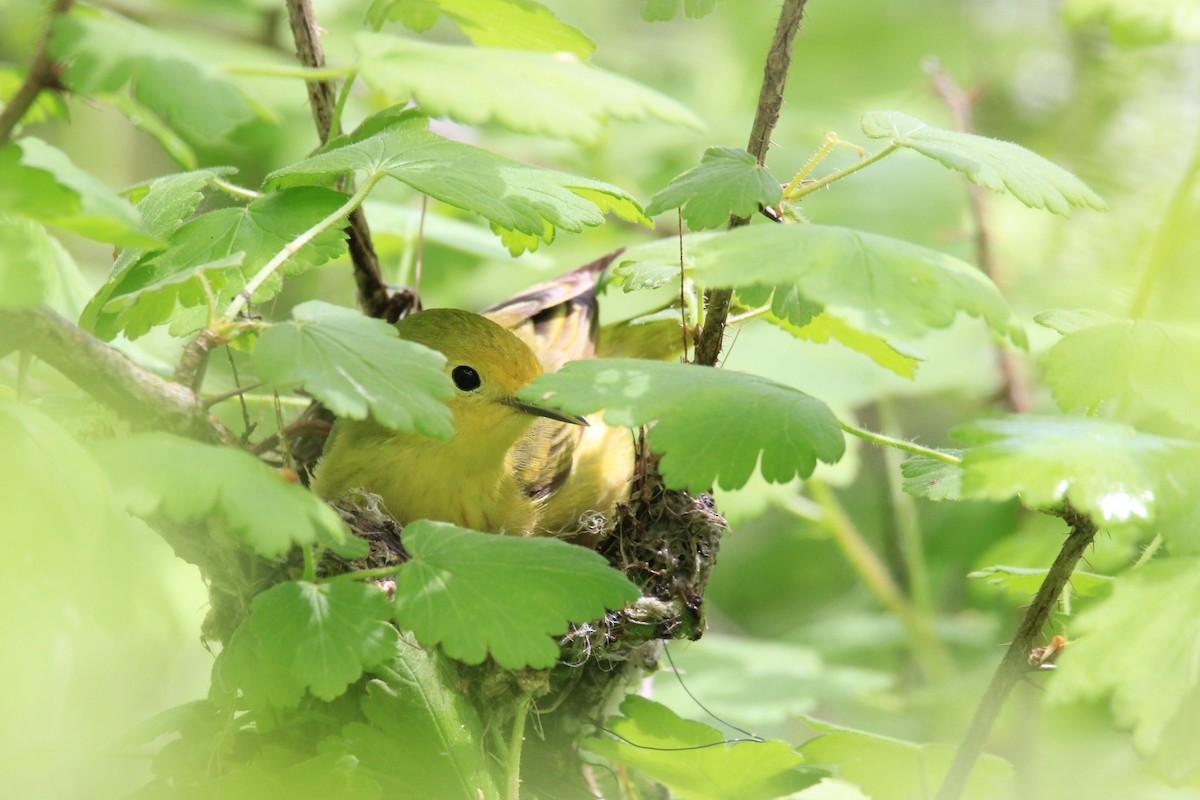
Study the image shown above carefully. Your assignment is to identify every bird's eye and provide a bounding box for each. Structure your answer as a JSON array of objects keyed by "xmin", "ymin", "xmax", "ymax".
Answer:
[{"xmin": 451, "ymin": 365, "xmax": 482, "ymax": 392}]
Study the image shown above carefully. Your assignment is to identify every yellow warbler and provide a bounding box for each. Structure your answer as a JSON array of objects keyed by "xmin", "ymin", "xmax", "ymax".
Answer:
[{"xmin": 311, "ymin": 265, "xmax": 635, "ymax": 537}]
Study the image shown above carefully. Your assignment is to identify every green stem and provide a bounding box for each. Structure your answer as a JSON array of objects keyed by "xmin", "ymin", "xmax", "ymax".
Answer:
[
  {"xmin": 808, "ymin": 479, "xmax": 952, "ymax": 682},
  {"xmin": 1132, "ymin": 533, "xmax": 1163, "ymax": 569},
  {"xmin": 222, "ymin": 62, "xmax": 355, "ymax": 80},
  {"xmin": 506, "ymin": 695, "xmax": 532, "ymax": 800},
  {"xmin": 223, "ymin": 172, "xmax": 382, "ymax": 321},
  {"xmin": 327, "ymin": 67, "xmax": 358, "ymax": 144},
  {"xmin": 212, "ymin": 177, "xmax": 262, "ymax": 201},
  {"xmin": 878, "ymin": 400, "xmax": 933, "ymax": 617},
  {"xmin": 787, "ymin": 143, "xmax": 900, "ymax": 201},
  {"xmin": 841, "ymin": 420, "xmax": 962, "ymax": 465}
]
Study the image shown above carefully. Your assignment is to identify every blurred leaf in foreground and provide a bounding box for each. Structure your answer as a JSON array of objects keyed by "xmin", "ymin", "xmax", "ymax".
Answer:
[
  {"xmin": 1050, "ymin": 558, "xmax": 1200, "ymax": 783},
  {"xmin": 585, "ymin": 695, "xmax": 825, "ymax": 800}
]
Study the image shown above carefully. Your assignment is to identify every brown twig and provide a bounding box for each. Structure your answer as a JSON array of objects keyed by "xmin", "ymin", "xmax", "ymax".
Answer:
[
  {"xmin": 0, "ymin": 0, "xmax": 74, "ymax": 144},
  {"xmin": 933, "ymin": 504, "xmax": 1097, "ymax": 800},
  {"xmin": 284, "ymin": 0, "xmax": 395, "ymax": 320},
  {"xmin": 925, "ymin": 59, "xmax": 1031, "ymax": 413},
  {"xmin": 693, "ymin": 0, "xmax": 807, "ymax": 367},
  {"xmin": 1, "ymin": 307, "xmax": 231, "ymax": 444}
]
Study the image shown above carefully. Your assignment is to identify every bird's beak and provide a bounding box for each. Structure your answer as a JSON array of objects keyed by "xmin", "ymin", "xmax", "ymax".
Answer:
[{"xmin": 505, "ymin": 397, "xmax": 589, "ymax": 426}]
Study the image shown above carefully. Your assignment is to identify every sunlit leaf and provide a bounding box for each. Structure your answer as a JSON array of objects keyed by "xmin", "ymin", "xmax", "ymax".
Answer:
[
  {"xmin": 51, "ymin": 6, "xmax": 258, "ymax": 140},
  {"xmin": 91, "ymin": 433, "xmax": 350, "ymax": 557},
  {"xmin": 1037, "ymin": 311, "xmax": 1200, "ymax": 432},
  {"xmin": 952, "ymin": 416, "xmax": 1200, "ymax": 526},
  {"xmin": 97, "ymin": 187, "xmax": 349, "ymax": 340},
  {"xmin": 617, "ymin": 225, "xmax": 1027, "ymax": 346},
  {"xmin": 368, "ymin": 0, "xmax": 594, "ymax": 57},
  {"xmin": 861, "ymin": 110, "xmax": 1106, "ymax": 215},
  {"xmin": 0, "ymin": 137, "xmax": 154, "ymax": 246},
  {"xmin": 799, "ymin": 718, "xmax": 1013, "ymax": 800},
  {"xmin": 393, "ymin": 521, "xmax": 639, "ymax": 668},
  {"xmin": 1050, "ymin": 559, "xmax": 1200, "ymax": 783},
  {"xmin": 522, "ymin": 358, "xmax": 845, "ymax": 491},
  {"xmin": 216, "ymin": 581, "xmax": 398, "ymax": 709},
  {"xmin": 353, "ymin": 34, "xmax": 700, "ymax": 144},
  {"xmin": 253, "ymin": 301, "xmax": 455, "ymax": 437},
  {"xmin": 645, "ymin": 147, "xmax": 782, "ymax": 230},
  {"xmin": 0, "ymin": 216, "xmax": 53, "ymax": 309},
  {"xmin": 268, "ymin": 113, "xmax": 649, "ymax": 254},
  {"xmin": 80, "ymin": 168, "xmax": 227, "ymax": 336},
  {"xmin": 584, "ymin": 695, "xmax": 825, "ymax": 800},
  {"xmin": 340, "ymin": 642, "xmax": 500, "ymax": 798},
  {"xmin": 766, "ymin": 309, "xmax": 923, "ymax": 379}
]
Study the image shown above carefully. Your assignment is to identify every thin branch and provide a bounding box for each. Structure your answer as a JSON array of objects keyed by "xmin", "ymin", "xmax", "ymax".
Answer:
[
  {"xmin": 693, "ymin": 0, "xmax": 807, "ymax": 367},
  {"xmin": 0, "ymin": 307, "xmax": 230, "ymax": 443},
  {"xmin": 934, "ymin": 505, "xmax": 1098, "ymax": 800},
  {"xmin": 926, "ymin": 59, "xmax": 1031, "ymax": 413},
  {"xmin": 284, "ymin": 0, "xmax": 396, "ymax": 320},
  {"xmin": 0, "ymin": 0, "xmax": 74, "ymax": 144}
]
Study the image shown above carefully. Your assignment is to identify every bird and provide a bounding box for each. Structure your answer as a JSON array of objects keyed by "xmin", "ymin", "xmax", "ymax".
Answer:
[{"xmin": 310, "ymin": 257, "xmax": 636, "ymax": 538}]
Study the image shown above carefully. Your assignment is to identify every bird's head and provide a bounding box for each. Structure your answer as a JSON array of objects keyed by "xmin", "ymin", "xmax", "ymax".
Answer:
[{"xmin": 395, "ymin": 308, "xmax": 587, "ymax": 437}]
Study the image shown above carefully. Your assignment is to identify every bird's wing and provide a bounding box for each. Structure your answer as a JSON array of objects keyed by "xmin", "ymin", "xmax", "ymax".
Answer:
[
  {"xmin": 510, "ymin": 417, "xmax": 579, "ymax": 502},
  {"xmin": 482, "ymin": 249, "xmax": 622, "ymax": 371}
]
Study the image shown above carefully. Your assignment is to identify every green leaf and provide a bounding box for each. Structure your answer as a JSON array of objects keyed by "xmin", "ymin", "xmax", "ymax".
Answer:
[
  {"xmin": 645, "ymin": 147, "xmax": 782, "ymax": 230},
  {"xmin": 98, "ymin": 187, "xmax": 349, "ymax": 340},
  {"xmin": 968, "ymin": 565, "xmax": 1111, "ymax": 599},
  {"xmin": 861, "ymin": 110, "xmax": 1106, "ymax": 215},
  {"xmin": 1050, "ymin": 559, "xmax": 1200, "ymax": 783},
  {"xmin": 767, "ymin": 309, "xmax": 923, "ymax": 379},
  {"xmin": 900, "ymin": 453, "xmax": 964, "ymax": 501},
  {"xmin": 217, "ymin": 581, "xmax": 398, "ymax": 709},
  {"xmin": 267, "ymin": 114, "xmax": 648, "ymax": 255},
  {"xmin": 1063, "ymin": 0, "xmax": 1200, "ymax": 45},
  {"xmin": 340, "ymin": 644, "xmax": 500, "ymax": 798},
  {"xmin": 253, "ymin": 301, "xmax": 455, "ymax": 437},
  {"xmin": 522, "ymin": 358, "xmax": 845, "ymax": 491},
  {"xmin": 90, "ymin": 432, "xmax": 350, "ymax": 558},
  {"xmin": 651, "ymin": 635, "xmax": 891, "ymax": 726},
  {"xmin": 50, "ymin": 6, "xmax": 258, "ymax": 141},
  {"xmin": 393, "ymin": 521, "xmax": 640, "ymax": 669},
  {"xmin": 952, "ymin": 416, "xmax": 1200, "ymax": 526},
  {"xmin": 369, "ymin": 0, "xmax": 594, "ymax": 57},
  {"xmin": 799, "ymin": 718, "xmax": 1013, "ymax": 800},
  {"xmin": 80, "ymin": 168, "xmax": 227, "ymax": 336},
  {"xmin": 1037, "ymin": 311, "xmax": 1200, "ymax": 431},
  {"xmin": 353, "ymin": 34, "xmax": 700, "ymax": 144},
  {"xmin": 583, "ymin": 695, "xmax": 825, "ymax": 800},
  {"xmin": 617, "ymin": 224, "xmax": 1028, "ymax": 347},
  {"xmin": 0, "ymin": 137, "xmax": 154, "ymax": 246},
  {"xmin": 0, "ymin": 216, "xmax": 53, "ymax": 308},
  {"xmin": 643, "ymin": 0, "xmax": 723, "ymax": 21}
]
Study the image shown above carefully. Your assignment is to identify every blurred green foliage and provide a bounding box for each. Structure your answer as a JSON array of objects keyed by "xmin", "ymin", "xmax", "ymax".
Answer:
[{"xmin": 2, "ymin": 0, "xmax": 1200, "ymax": 798}]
